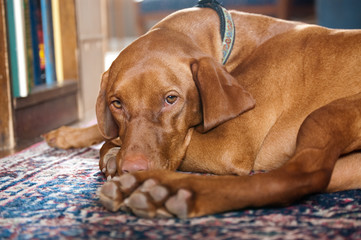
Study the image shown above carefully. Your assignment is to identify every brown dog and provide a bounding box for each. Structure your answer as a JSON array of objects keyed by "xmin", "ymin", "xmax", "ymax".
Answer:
[{"xmin": 44, "ymin": 5, "xmax": 361, "ymax": 218}]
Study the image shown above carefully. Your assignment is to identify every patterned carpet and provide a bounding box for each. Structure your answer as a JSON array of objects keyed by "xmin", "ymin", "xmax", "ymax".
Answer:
[{"xmin": 1, "ymin": 142, "xmax": 361, "ymax": 239}]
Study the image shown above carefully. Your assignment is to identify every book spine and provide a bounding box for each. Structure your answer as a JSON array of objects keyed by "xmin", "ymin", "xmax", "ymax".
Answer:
[
  {"xmin": 23, "ymin": 0, "xmax": 34, "ymax": 91},
  {"xmin": 40, "ymin": 0, "xmax": 56, "ymax": 85},
  {"xmin": 13, "ymin": 0, "xmax": 29, "ymax": 97},
  {"xmin": 5, "ymin": 0, "xmax": 20, "ymax": 97},
  {"xmin": 6, "ymin": 0, "xmax": 29, "ymax": 98},
  {"xmin": 51, "ymin": 0, "xmax": 63, "ymax": 84},
  {"xmin": 29, "ymin": 0, "xmax": 43, "ymax": 86}
]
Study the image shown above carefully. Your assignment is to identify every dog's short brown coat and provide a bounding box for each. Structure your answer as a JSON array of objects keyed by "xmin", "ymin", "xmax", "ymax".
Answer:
[{"xmin": 44, "ymin": 8, "xmax": 361, "ymax": 218}]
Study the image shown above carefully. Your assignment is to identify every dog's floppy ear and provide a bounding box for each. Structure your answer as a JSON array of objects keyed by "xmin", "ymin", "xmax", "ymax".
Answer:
[
  {"xmin": 191, "ymin": 57, "xmax": 255, "ymax": 133},
  {"xmin": 96, "ymin": 71, "xmax": 118, "ymax": 139}
]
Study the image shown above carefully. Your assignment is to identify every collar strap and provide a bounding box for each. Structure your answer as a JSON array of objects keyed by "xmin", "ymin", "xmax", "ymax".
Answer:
[{"xmin": 196, "ymin": 0, "xmax": 235, "ymax": 65}]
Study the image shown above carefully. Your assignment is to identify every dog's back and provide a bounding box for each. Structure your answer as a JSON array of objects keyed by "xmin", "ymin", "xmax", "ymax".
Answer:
[{"xmin": 177, "ymin": 10, "xmax": 361, "ymax": 174}]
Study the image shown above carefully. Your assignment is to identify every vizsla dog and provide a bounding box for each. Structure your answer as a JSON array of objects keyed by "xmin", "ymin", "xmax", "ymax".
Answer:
[{"xmin": 44, "ymin": 1, "xmax": 361, "ymax": 218}]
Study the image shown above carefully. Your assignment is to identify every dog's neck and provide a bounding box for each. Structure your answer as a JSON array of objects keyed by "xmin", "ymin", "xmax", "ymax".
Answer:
[
  {"xmin": 224, "ymin": 12, "xmax": 302, "ymax": 73},
  {"xmin": 153, "ymin": 8, "xmax": 300, "ymax": 72},
  {"xmin": 195, "ymin": 1, "xmax": 235, "ymax": 65}
]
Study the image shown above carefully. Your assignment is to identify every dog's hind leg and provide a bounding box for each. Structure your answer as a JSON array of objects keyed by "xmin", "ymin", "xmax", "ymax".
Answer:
[
  {"xmin": 276, "ymin": 92, "xmax": 361, "ymax": 198},
  {"xmin": 327, "ymin": 152, "xmax": 361, "ymax": 192}
]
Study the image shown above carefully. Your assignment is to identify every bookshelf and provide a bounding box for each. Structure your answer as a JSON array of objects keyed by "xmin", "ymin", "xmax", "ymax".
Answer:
[{"xmin": 0, "ymin": 0, "xmax": 80, "ymax": 151}]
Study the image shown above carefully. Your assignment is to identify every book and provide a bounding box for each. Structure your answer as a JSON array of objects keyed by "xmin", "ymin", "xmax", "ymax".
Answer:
[
  {"xmin": 40, "ymin": 0, "xmax": 56, "ymax": 85},
  {"xmin": 6, "ymin": 0, "xmax": 29, "ymax": 97},
  {"xmin": 5, "ymin": 0, "xmax": 19, "ymax": 97},
  {"xmin": 51, "ymin": 0, "xmax": 64, "ymax": 84},
  {"xmin": 24, "ymin": 0, "xmax": 34, "ymax": 91},
  {"xmin": 6, "ymin": 0, "xmax": 77, "ymax": 95},
  {"xmin": 29, "ymin": 0, "xmax": 45, "ymax": 86}
]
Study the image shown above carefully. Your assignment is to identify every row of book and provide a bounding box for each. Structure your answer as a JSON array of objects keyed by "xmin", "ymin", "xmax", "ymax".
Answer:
[{"xmin": 6, "ymin": 0, "xmax": 65, "ymax": 98}]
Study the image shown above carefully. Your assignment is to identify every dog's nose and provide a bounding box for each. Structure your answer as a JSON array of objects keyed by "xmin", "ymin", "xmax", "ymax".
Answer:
[{"xmin": 121, "ymin": 154, "xmax": 148, "ymax": 173}]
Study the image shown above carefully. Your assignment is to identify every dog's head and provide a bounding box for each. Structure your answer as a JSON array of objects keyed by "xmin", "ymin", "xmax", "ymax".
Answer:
[{"xmin": 96, "ymin": 29, "xmax": 255, "ymax": 173}]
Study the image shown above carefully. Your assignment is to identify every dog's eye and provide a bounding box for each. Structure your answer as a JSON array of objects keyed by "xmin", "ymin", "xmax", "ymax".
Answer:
[
  {"xmin": 165, "ymin": 95, "xmax": 178, "ymax": 105},
  {"xmin": 112, "ymin": 100, "xmax": 122, "ymax": 109}
]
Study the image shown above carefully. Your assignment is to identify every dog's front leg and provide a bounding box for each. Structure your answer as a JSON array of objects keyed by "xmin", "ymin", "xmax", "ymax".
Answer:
[{"xmin": 43, "ymin": 124, "xmax": 104, "ymax": 149}]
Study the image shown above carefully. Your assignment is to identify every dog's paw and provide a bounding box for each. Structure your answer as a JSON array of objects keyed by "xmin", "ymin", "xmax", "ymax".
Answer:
[
  {"xmin": 98, "ymin": 173, "xmax": 192, "ymax": 219},
  {"xmin": 43, "ymin": 126, "xmax": 78, "ymax": 149},
  {"xmin": 99, "ymin": 146, "xmax": 121, "ymax": 179}
]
